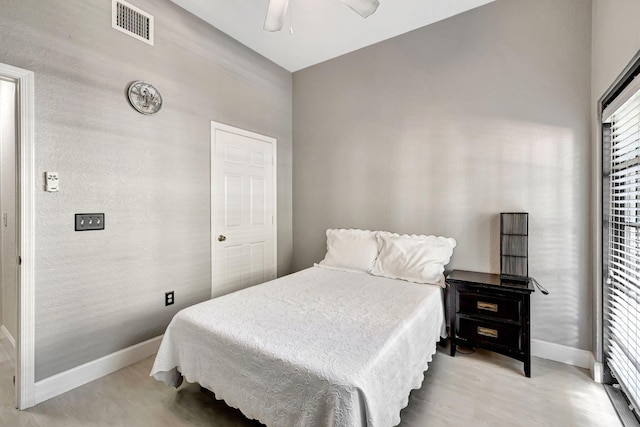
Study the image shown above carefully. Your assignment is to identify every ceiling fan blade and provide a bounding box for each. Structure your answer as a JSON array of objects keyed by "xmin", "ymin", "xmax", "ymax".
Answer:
[
  {"xmin": 264, "ymin": 0, "xmax": 290, "ymax": 32},
  {"xmin": 340, "ymin": 0, "xmax": 380, "ymax": 18}
]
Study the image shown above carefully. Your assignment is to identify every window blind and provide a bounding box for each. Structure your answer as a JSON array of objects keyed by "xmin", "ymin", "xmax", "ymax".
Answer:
[{"xmin": 604, "ymin": 81, "xmax": 640, "ymax": 416}]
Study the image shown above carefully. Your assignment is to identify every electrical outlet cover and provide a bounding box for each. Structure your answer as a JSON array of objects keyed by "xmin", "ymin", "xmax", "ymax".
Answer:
[{"xmin": 165, "ymin": 291, "xmax": 174, "ymax": 306}]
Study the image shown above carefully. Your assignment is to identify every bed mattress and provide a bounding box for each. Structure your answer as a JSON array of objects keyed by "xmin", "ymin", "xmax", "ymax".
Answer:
[{"xmin": 151, "ymin": 266, "xmax": 445, "ymax": 427}]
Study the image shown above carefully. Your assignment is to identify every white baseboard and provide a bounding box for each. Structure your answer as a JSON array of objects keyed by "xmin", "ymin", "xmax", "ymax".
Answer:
[
  {"xmin": 34, "ymin": 335, "xmax": 162, "ymax": 405},
  {"xmin": 531, "ymin": 339, "xmax": 592, "ymax": 369},
  {"xmin": 0, "ymin": 325, "xmax": 16, "ymax": 348},
  {"xmin": 591, "ymin": 354, "xmax": 603, "ymax": 383}
]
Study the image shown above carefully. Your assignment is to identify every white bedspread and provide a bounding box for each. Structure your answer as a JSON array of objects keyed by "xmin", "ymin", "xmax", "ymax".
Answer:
[{"xmin": 151, "ymin": 267, "xmax": 445, "ymax": 427}]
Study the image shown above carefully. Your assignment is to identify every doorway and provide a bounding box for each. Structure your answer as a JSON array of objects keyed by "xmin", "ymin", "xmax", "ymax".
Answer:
[
  {"xmin": 0, "ymin": 77, "xmax": 18, "ymax": 407},
  {"xmin": 210, "ymin": 122, "xmax": 277, "ymax": 298},
  {"xmin": 0, "ymin": 62, "xmax": 35, "ymax": 410}
]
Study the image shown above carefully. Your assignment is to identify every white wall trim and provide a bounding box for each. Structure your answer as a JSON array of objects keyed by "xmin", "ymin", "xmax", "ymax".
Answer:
[
  {"xmin": 0, "ymin": 62, "xmax": 35, "ymax": 410},
  {"xmin": 531, "ymin": 338, "xmax": 592, "ymax": 369},
  {"xmin": 0, "ymin": 325, "xmax": 16, "ymax": 348},
  {"xmin": 591, "ymin": 353, "xmax": 603, "ymax": 383},
  {"xmin": 33, "ymin": 335, "xmax": 162, "ymax": 405}
]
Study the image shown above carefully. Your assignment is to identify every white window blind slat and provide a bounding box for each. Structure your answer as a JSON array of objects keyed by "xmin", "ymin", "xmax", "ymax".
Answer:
[
  {"xmin": 611, "ymin": 129, "xmax": 640, "ymax": 147},
  {"xmin": 611, "ymin": 110, "xmax": 640, "ymax": 134},
  {"xmin": 611, "ymin": 166, "xmax": 640, "ymax": 177},
  {"xmin": 612, "ymin": 113, "xmax": 640, "ymax": 135},
  {"xmin": 610, "ymin": 253, "xmax": 640, "ymax": 272},
  {"xmin": 605, "ymin": 83, "xmax": 640, "ymax": 414},
  {"xmin": 610, "ymin": 261, "xmax": 640, "ymax": 278}
]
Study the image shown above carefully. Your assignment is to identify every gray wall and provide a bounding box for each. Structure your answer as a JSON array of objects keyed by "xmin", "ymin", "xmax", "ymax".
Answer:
[
  {"xmin": 0, "ymin": 0, "xmax": 292, "ymax": 381},
  {"xmin": 0, "ymin": 78, "xmax": 18, "ymax": 340},
  {"xmin": 591, "ymin": 0, "xmax": 640, "ymax": 360},
  {"xmin": 293, "ymin": 0, "xmax": 593, "ymax": 350},
  {"xmin": 592, "ymin": 0, "xmax": 640, "ymax": 100}
]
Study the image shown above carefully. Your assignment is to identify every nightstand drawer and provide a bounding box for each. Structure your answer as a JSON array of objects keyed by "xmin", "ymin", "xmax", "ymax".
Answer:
[
  {"xmin": 458, "ymin": 291, "xmax": 521, "ymax": 322},
  {"xmin": 457, "ymin": 317, "xmax": 521, "ymax": 349}
]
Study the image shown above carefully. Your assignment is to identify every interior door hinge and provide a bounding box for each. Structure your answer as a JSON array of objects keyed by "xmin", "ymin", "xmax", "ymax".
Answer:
[
  {"xmin": 13, "ymin": 375, "xmax": 15, "ymax": 386},
  {"xmin": 18, "ymin": 256, "xmax": 22, "ymax": 266}
]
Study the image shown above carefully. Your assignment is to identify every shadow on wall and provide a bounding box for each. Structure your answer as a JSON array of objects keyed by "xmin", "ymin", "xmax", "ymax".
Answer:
[{"xmin": 299, "ymin": 116, "xmax": 585, "ymax": 347}]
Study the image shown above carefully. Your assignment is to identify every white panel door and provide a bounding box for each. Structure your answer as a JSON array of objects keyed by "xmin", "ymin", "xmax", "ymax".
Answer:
[{"xmin": 211, "ymin": 122, "xmax": 276, "ymax": 297}]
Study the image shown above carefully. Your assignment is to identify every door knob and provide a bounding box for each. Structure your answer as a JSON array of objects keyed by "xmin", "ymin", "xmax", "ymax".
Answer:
[{"xmin": 218, "ymin": 235, "xmax": 227, "ymax": 242}]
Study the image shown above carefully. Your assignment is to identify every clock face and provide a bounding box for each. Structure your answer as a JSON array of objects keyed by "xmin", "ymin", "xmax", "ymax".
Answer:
[{"xmin": 127, "ymin": 81, "xmax": 162, "ymax": 115}]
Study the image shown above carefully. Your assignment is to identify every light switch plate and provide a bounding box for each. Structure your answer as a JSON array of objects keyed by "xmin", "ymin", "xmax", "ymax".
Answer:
[
  {"xmin": 45, "ymin": 172, "xmax": 59, "ymax": 192},
  {"xmin": 75, "ymin": 213, "xmax": 105, "ymax": 231}
]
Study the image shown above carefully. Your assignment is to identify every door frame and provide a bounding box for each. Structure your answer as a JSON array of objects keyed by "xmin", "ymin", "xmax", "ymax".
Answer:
[
  {"xmin": 210, "ymin": 121, "xmax": 277, "ymax": 298},
  {"xmin": 0, "ymin": 62, "xmax": 35, "ymax": 410}
]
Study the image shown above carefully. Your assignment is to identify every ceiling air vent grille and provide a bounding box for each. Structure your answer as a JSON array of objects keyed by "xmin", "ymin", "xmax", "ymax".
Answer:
[{"xmin": 112, "ymin": 0, "xmax": 154, "ymax": 46}]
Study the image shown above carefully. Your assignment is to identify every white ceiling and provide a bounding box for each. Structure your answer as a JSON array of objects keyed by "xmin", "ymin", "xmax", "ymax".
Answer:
[{"xmin": 168, "ymin": 0, "xmax": 495, "ymax": 72}]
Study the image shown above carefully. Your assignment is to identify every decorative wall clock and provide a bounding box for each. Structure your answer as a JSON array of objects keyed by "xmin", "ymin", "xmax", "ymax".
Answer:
[{"xmin": 127, "ymin": 81, "xmax": 162, "ymax": 115}]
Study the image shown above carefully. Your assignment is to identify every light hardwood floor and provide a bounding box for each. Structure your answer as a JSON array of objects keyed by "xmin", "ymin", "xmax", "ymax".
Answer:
[
  {"xmin": 0, "ymin": 335, "xmax": 14, "ymax": 366},
  {"xmin": 0, "ymin": 343, "xmax": 621, "ymax": 426}
]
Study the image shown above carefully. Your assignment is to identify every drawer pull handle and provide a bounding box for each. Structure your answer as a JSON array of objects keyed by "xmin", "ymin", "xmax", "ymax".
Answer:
[
  {"xmin": 477, "ymin": 326, "xmax": 498, "ymax": 338},
  {"xmin": 477, "ymin": 301, "xmax": 498, "ymax": 312}
]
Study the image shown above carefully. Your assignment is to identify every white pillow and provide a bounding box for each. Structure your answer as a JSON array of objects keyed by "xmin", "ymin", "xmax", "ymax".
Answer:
[
  {"xmin": 369, "ymin": 233, "xmax": 456, "ymax": 287},
  {"xmin": 317, "ymin": 229, "xmax": 380, "ymax": 273}
]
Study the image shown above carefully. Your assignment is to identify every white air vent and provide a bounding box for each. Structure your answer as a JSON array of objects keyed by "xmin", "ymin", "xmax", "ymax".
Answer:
[{"xmin": 112, "ymin": 0, "xmax": 154, "ymax": 46}]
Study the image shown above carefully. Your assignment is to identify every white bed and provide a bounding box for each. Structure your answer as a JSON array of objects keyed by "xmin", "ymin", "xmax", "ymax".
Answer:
[{"xmin": 151, "ymin": 266, "xmax": 446, "ymax": 427}]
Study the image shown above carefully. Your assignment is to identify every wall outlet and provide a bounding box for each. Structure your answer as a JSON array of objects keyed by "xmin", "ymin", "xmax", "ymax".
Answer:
[
  {"xmin": 165, "ymin": 291, "xmax": 174, "ymax": 306},
  {"xmin": 75, "ymin": 213, "xmax": 105, "ymax": 231}
]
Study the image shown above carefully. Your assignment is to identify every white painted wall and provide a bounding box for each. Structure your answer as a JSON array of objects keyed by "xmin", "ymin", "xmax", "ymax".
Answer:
[
  {"xmin": 0, "ymin": 0, "xmax": 292, "ymax": 381},
  {"xmin": 592, "ymin": 0, "xmax": 640, "ymax": 100},
  {"xmin": 591, "ymin": 0, "xmax": 640, "ymax": 362},
  {"xmin": 0, "ymin": 79, "xmax": 17, "ymax": 340},
  {"xmin": 293, "ymin": 0, "xmax": 593, "ymax": 350}
]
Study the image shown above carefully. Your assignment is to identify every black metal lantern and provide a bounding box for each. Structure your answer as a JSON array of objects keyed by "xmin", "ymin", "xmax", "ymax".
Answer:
[{"xmin": 500, "ymin": 212, "xmax": 528, "ymax": 280}]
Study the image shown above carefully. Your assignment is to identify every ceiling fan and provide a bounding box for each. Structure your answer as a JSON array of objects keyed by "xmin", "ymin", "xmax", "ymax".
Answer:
[{"xmin": 264, "ymin": 0, "xmax": 380, "ymax": 32}]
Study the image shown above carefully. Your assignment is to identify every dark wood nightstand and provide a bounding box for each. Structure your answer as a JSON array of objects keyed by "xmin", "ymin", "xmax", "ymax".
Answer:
[{"xmin": 447, "ymin": 270, "xmax": 534, "ymax": 377}]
